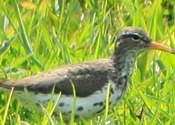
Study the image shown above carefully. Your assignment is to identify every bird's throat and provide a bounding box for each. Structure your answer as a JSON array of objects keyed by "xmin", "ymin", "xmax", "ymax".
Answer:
[{"xmin": 113, "ymin": 51, "xmax": 137, "ymax": 79}]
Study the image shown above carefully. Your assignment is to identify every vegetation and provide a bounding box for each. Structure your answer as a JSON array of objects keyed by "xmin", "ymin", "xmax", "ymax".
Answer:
[{"xmin": 0, "ymin": 0, "xmax": 175, "ymax": 124}]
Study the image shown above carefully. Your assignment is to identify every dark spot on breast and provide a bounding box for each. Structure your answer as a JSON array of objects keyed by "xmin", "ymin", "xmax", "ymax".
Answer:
[
  {"xmin": 58, "ymin": 102, "xmax": 65, "ymax": 107},
  {"xmin": 110, "ymin": 87, "xmax": 114, "ymax": 94},
  {"xmin": 93, "ymin": 102, "xmax": 98, "ymax": 106},
  {"xmin": 77, "ymin": 106, "xmax": 84, "ymax": 111},
  {"xmin": 93, "ymin": 102, "xmax": 104, "ymax": 107},
  {"xmin": 99, "ymin": 102, "xmax": 103, "ymax": 106},
  {"xmin": 118, "ymin": 75, "xmax": 128, "ymax": 85}
]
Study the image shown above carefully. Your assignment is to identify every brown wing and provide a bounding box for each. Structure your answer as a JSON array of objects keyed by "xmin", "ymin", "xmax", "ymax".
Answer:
[{"xmin": 0, "ymin": 59, "xmax": 114, "ymax": 97}]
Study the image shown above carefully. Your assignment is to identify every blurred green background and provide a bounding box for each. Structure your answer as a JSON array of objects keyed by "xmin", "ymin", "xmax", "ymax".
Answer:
[{"xmin": 0, "ymin": 0, "xmax": 175, "ymax": 124}]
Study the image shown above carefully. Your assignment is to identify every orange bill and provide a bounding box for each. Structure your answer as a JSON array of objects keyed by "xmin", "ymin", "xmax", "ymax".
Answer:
[{"xmin": 150, "ymin": 42, "xmax": 175, "ymax": 54}]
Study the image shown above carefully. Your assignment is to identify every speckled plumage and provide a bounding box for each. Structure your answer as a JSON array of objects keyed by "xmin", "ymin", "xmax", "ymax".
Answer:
[{"xmin": 0, "ymin": 27, "xmax": 174, "ymax": 122}]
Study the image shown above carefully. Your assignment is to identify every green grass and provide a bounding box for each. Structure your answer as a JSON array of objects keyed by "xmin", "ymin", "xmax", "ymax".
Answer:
[{"xmin": 0, "ymin": 0, "xmax": 175, "ymax": 124}]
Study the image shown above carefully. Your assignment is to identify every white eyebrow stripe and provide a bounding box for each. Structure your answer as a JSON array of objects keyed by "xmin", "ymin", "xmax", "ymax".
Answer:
[
  {"xmin": 123, "ymin": 32, "xmax": 140, "ymax": 36},
  {"xmin": 120, "ymin": 32, "xmax": 141, "ymax": 39}
]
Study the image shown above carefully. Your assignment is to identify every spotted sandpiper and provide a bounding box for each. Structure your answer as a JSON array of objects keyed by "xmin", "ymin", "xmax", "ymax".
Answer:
[{"xmin": 0, "ymin": 27, "xmax": 174, "ymax": 122}]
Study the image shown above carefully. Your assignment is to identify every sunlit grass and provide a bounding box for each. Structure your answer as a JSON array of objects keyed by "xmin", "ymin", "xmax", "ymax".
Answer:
[{"xmin": 0, "ymin": 0, "xmax": 175, "ymax": 124}]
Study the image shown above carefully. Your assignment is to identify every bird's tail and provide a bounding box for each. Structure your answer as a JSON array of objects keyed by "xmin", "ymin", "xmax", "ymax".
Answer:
[{"xmin": 0, "ymin": 78, "xmax": 13, "ymax": 88}]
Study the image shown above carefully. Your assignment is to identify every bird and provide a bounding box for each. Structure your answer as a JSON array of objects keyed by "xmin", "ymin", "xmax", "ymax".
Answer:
[{"xmin": 0, "ymin": 27, "xmax": 174, "ymax": 122}]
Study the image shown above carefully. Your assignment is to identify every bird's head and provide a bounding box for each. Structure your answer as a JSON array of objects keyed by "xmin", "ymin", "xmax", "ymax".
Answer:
[{"xmin": 116, "ymin": 27, "xmax": 175, "ymax": 55}]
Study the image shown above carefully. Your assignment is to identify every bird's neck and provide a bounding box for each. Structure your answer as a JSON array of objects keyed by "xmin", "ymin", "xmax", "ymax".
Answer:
[{"xmin": 112, "ymin": 51, "xmax": 137, "ymax": 79}]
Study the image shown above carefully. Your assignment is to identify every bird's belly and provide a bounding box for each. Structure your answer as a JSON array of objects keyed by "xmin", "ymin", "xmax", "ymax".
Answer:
[
  {"xmin": 53, "ymin": 88, "xmax": 123, "ymax": 120},
  {"xmin": 14, "ymin": 87, "xmax": 123, "ymax": 120}
]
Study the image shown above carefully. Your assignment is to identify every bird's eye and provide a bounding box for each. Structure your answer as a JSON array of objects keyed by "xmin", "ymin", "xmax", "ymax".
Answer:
[{"xmin": 130, "ymin": 33, "xmax": 140, "ymax": 41}]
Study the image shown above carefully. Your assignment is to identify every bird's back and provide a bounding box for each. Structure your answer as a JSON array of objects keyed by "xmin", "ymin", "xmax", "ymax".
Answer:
[{"xmin": 0, "ymin": 59, "xmax": 115, "ymax": 97}]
